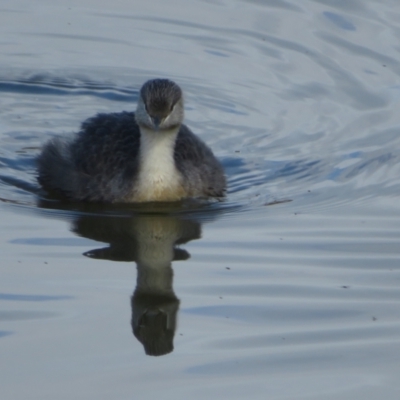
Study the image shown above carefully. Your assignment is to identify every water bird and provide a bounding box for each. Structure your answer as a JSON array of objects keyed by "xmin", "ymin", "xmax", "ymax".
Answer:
[{"xmin": 37, "ymin": 79, "xmax": 226, "ymax": 203}]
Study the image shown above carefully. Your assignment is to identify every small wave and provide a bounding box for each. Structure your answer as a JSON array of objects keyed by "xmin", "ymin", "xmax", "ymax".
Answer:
[{"xmin": 0, "ymin": 72, "xmax": 138, "ymax": 102}]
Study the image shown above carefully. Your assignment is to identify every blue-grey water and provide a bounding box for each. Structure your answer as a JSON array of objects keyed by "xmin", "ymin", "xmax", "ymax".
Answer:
[{"xmin": 1, "ymin": 1, "xmax": 400, "ymax": 399}]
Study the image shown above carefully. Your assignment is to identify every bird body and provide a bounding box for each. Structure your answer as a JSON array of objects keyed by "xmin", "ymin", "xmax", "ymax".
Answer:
[{"xmin": 37, "ymin": 79, "xmax": 226, "ymax": 203}]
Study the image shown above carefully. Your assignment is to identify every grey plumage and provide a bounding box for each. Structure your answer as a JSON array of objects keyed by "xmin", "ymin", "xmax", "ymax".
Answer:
[{"xmin": 37, "ymin": 79, "xmax": 226, "ymax": 203}]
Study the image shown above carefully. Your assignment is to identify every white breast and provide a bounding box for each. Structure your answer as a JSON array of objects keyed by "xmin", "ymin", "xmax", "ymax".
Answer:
[{"xmin": 133, "ymin": 127, "xmax": 185, "ymax": 202}]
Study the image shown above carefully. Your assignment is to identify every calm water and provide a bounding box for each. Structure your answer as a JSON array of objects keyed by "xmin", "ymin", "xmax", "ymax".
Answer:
[{"xmin": 1, "ymin": 0, "xmax": 400, "ymax": 399}]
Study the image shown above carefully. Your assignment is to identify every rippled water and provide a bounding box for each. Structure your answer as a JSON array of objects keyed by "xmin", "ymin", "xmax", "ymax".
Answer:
[{"xmin": 1, "ymin": 0, "xmax": 400, "ymax": 399}]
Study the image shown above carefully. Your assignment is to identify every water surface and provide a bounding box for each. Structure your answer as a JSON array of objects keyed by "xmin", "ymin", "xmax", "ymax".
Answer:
[{"xmin": 1, "ymin": 1, "xmax": 400, "ymax": 399}]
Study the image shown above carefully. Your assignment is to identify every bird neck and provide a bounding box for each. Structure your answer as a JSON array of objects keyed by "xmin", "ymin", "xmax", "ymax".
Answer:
[
  {"xmin": 134, "ymin": 126, "xmax": 184, "ymax": 202},
  {"xmin": 139, "ymin": 126, "xmax": 179, "ymax": 171}
]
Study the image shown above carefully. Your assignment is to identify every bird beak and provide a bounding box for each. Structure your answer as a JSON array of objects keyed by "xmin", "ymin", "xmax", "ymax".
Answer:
[{"xmin": 151, "ymin": 116, "xmax": 162, "ymax": 129}]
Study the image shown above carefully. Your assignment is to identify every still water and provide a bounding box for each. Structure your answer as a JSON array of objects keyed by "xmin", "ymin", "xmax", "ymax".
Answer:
[{"xmin": 1, "ymin": 0, "xmax": 400, "ymax": 399}]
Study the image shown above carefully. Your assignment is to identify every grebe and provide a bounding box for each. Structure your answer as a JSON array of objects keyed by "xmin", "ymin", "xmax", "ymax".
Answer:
[{"xmin": 37, "ymin": 79, "xmax": 226, "ymax": 203}]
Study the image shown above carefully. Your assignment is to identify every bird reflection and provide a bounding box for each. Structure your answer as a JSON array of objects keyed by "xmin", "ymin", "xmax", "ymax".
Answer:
[{"xmin": 71, "ymin": 211, "xmax": 202, "ymax": 356}]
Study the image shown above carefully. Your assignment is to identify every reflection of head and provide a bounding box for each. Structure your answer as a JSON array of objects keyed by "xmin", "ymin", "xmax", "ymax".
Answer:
[
  {"xmin": 131, "ymin": 292, "xmax": 180, "ymax": 356},
  {"xmin": 72, "ymin": 211, "xmax": 201, "ymax": 356}
]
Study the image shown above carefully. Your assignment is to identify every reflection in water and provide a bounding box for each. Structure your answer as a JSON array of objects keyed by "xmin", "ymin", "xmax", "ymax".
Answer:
[{"xmin": 72, "ymin": 212, "xmax": 202, "ymax": 356}]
